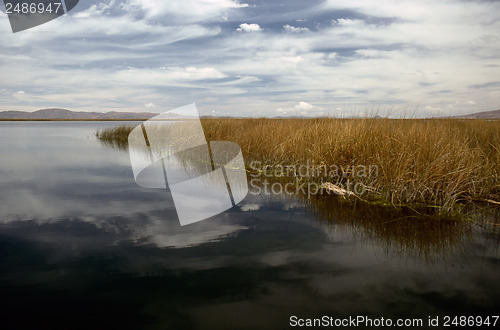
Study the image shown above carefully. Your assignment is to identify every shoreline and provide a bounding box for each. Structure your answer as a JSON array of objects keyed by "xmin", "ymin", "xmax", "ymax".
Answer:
[
  {"xmin": 1, "ymin": 117, "xmax": 500, "ymax": 121},
  {"xmin": 0, "ymin": 119, "xmax": 149, "ymax": 121}
]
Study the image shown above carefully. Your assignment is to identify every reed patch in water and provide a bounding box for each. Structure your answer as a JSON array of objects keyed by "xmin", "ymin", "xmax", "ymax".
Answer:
[{"xmin": 95, "ymin": 118, "xmax": 500, "ymax": 211}]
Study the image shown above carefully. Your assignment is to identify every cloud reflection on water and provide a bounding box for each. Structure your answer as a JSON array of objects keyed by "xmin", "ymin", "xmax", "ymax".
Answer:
[{"xmin": 0, "ymin": 122, "xmax": 499, "ymax": 329}]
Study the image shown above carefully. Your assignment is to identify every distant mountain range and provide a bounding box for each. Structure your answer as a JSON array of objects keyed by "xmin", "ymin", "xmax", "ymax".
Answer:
[
  {"xmin": 0, "ymin": 108, "xmax": 499, "ymax": 120},
  {"xmin": 0, "ymin": 108, "xmax": 158, "ymax": 120},
  {"xmin": 451, "ymin": 109, "xmax": 500, "ymax": 119}
]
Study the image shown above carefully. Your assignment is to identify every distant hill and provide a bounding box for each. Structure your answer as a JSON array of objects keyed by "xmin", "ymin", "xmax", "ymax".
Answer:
[
  {"xmin": 0, "ymin": 108, "xmax": 158, "ymax": 120},
  {"xmin": 2, "ymin": 107, "xmax": 499, "ymax": 120},
  {"xmin": 452, "ymin": 109, "xmax": 500, "ymax": 119}
]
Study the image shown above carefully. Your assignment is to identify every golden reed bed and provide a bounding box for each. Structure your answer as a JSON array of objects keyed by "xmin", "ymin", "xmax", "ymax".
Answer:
[{"xmin": 97, "ymin": 118, "xmax": 500, "ymax": 211}]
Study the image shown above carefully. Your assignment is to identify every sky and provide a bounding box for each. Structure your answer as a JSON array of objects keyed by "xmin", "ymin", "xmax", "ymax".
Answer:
[{"xmin": 0, "ymin": 0, "xmax": 499, "ymax": 117}]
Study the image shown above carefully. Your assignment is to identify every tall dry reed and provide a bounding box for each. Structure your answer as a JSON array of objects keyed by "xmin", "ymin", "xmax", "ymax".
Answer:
[
  {"xmin": 201, "ymin": 118, "xmax": 500, "ymax": 210},
  {"xmin": 95, "ymin": 118, "xmax": 500, "ymax": 210}
]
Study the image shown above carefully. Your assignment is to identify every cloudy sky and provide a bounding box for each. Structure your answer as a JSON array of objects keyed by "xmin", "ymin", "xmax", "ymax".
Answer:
[{"xmin": 0, "ymin": 0, "xmax": 499, "ymax": 117}]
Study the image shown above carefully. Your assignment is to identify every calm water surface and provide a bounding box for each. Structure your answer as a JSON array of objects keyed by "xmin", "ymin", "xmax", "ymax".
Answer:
[{"xmin": 0, "ymin": 122, "xmax": 498, "ymax": 329}]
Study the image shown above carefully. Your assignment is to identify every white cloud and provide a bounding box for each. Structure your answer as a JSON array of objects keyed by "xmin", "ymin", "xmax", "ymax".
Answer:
[
  {"xmin": 277, "ymin": 102, "xmax": 323, "ymax": 115},
  {"xmin": 237, "ymin": 23, "xmax": 261, "ymax": 32},
  {"xmin": 125, "ymin": 0, "xmax": 248, "ymax": 22},
  {"xmin": 115, "ymin": 66, "xmax": 227, "ymax": 85},
  {"xmin": 12, "ymin": 90, "xmax": 30, "ymax": 101},
  {"xmin": 73, "ymin": 1, "xmax": 116, "ymax": 18},
  {"xmin": 144, "ymin": 102, "xmax": 155, "ymax": 108},
  {"xmin": 325, "ymin": 0, "xmax": 444, "ymax": 21},
  {"xmin": 183, "ymin": 66, "xmax": 227, "ymax": 79},
  {"xmin": 283, "ymin": 25, "xmax": 309, "ymax": 33},
  {"xmin": 332, "ymin": 18, "xmax": 363, "ymax": 27},
  {"xmin": 1, "ymin": 0, "xmax": 500, "ymax": 116},
  {"xmin": 0, "ymin": 13, "xmax": 221, "ymax": 48},
  {"xmin": 296, "ymin": 101, "xmax": 314, "ymax": 110}
]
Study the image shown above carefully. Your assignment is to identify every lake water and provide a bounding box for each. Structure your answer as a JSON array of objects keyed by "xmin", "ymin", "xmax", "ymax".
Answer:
[{"xmin": 0, "ymin": 122, "xmax": 498, "ymax": 329}]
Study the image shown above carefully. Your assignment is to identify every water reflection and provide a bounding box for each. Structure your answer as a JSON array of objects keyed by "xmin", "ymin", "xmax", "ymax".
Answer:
[
  {"xmin": 308, "ymin": 195, "xmax": 474, "ymax": 261},
  {"xmin": 128, "ymin": 106, "xmax": 248, "ymax": 225},
  {"xmin": 96, "ymin": 123, "xmax": 498, "ymax": 261},
  {"xmin": 98, "ymin": 137, "xmax": 129, "ymax": 151},
  {"xmin": 0, "ymin": 122, "xmax": 499, "ymax": 329}
]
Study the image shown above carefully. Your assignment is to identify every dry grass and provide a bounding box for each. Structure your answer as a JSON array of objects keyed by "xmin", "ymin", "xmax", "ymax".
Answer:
[
  {"xmin": 96, "ymin": 118, "xmax": 500, "ymax": 211},
  {"xmin": 201, "ymin": 118, "xmax": 500, "ymax": 210},
  {"xmin": 95, "ymin": 125, "xmax": 133, "ymax": 150}
]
